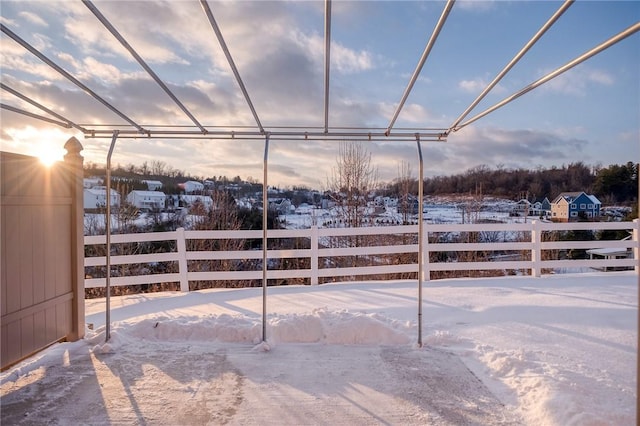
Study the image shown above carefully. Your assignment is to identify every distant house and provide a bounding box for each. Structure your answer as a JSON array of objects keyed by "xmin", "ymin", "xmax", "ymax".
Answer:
[
  {"xmin": 84, "ymin": 187, "xmax": 120, "ymax": 210},
  {"xmin": 141, "ymin": 179, "xmax": 163, "ymax": 191},
  {"xmin": 512, "ymin": 197, "xmax": 551, "ymax": 217},
  {"xmin": 178, "ymin": 180, "xmax": 204, "ymax": 194},
  {"xmin": 180, "ymin": 194, "xmax": 213, "ymax": 211},
  {"xmin": 269, "ymin": 198, "xmax": 293, "ymax": 214},
  {"xmin": 398, "ymin": 195, "xmax": 420, "ymax": 214},
  {"xmin": 530, "ymin": 197, "xmax": 551, "ymax": 217},
  {"xmin": 83, "ymin": 177, "xmax": 102, "ymax": 189},
  {"xmin": 295, "ymin": 203, "xmax": 313, "ymax": 215},
  {"xmin": 551, "ymin": 192, "xmax": 601, "ymax": 222},
  {"xmin": 127, "ymin": 190, "xmax": 166, "ymax": 211},
  {"xmin": 511, "ymin": 199, "xmax": 531, "ymax": 217}
]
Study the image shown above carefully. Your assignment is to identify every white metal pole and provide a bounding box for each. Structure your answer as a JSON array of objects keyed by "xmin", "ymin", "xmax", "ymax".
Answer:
[
  {"xmin": 324, "ymin": 0, "xmax": 331, "ymax": 133},
  {"xmin": 262, "ymin": 134, "xmax": 270, "ymax": 342},
  {"xmin": 416, "ymin": 135, "xmax": 424, "ymax": 347},
  {"xmin": 105, "ymin": 130, "xmax": 119, "ymax": 342}
]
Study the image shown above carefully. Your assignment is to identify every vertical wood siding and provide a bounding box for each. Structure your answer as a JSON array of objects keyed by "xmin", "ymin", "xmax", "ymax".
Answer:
[{"xmin": 1, "ymin": 141, "xmax": 84, "ymax": 370}]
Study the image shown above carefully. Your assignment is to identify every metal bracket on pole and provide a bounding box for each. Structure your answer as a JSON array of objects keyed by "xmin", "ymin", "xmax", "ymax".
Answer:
[
  {"xmin": 262, "ymin": 133, "xmax": 271, "ymax": 343},
  {"xmin": 105, "ymin": 130, "xmax": 119, "ymax": 342},
  {"xmin": 416, "ymin": 134, "xmax": 424, "ymax": 348}
]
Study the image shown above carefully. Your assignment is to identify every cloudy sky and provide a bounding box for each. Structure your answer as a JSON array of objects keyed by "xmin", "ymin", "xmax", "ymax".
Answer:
[{"xmin": 1, "ymin": 1, "xmax": 638, "ymax": 188}]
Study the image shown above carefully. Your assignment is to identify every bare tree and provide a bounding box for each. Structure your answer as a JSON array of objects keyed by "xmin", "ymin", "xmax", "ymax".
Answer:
[
  {"xmin": 188, "ymin": 190, "xmax": 248, "ymax": 289},
  {"xmin": 324, "ymin": 142, "xmax": 378, "ymax": 273},
  {"xmin": 397, "ymin": 160, "xmax": 414, "ymax": 225},
  {"xmin": 326, "ymin": 141, "xmax": 378, "ymax": 228}
]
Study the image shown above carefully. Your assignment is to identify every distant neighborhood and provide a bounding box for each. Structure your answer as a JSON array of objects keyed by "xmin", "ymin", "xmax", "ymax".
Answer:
[
  {"xmin": 82, "ymin": 174, "xmax": 621, "ymax": 224},
  {"xmin": 84, "ymin": 179, "xmax": 217, "ymax": 213}
]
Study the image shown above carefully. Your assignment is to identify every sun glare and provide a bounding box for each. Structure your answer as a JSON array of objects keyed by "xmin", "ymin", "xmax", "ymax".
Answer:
[{"xmin": 37, "ymin": 144, "xmax": 64, "ymax": 167}]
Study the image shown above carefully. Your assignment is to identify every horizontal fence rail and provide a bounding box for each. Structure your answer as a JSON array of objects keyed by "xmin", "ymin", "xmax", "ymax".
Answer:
[{"xmin": 84, "ymin": 220, "xmax": 639, "ymax": 291}]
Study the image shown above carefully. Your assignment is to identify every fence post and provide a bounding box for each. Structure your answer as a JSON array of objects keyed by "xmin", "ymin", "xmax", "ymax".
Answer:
[
  {"xmin": 64, "ymin": 137, "xmax": 85, "ymax": 341},
  {"xmin": 422, "ymin": 223, "xmax": 430, "ymax": 282},
  {"xmin": 176, "ymin": 227, "xmax": 189, "ymax": 292},
  {"xmin": 633, "ymin": 219, "xmax": 639, "ymax": 274},
  {"xmin": 310, "ymin": 226, "xmax": 319, "ymax": 285},
  {"xmin": 531, "ymin": 220, "xmax": 542, "ymax": 277}
]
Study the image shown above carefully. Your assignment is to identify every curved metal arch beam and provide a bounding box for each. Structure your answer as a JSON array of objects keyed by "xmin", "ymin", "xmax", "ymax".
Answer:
[
  {"xmin": 82, "ymin": 0, "xmax": 207, "ymax": 134},
  {"xmin": 447, "ymin": 0, "xmax": 574, "ymax": 135},
  {"xmin": 1, "ymin": 83, "xmax": 88, "ymax": 132},
  {"xmin": 1, "ymin": 103, "xmax": 71, "ymax": 128},
  {"xmin": 454, "ymin": 21, "xmax": 640, "ymax": 132},
  {"xmin": 0, "ymin": 24, "xmax": 146, "ymax": 134},
  {"xmin": 200, "ymin": 0, "xmax": 264, "ymax": 133},
  {"xmin": 385, "ymin": 0, "xmax": 455, "ymax": 136}
]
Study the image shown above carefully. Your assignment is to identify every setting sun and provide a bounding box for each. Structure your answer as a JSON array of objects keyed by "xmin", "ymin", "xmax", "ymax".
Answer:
[{"xmin": 36, "ymin": 143, "xmax": 65, "ymax": 167}]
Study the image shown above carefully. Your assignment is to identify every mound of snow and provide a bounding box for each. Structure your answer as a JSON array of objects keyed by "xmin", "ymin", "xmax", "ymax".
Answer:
[{"xmin": 86, "ymin": 308, "xmax": 412, "ymax": 350}]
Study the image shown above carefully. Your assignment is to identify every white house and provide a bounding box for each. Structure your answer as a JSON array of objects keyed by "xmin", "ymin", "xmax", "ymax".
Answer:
[
  {"xmin": 141, "ymin": 180, "xmax": 163, "ymax": 191},
  {"xmin": 180, "ymin": 194, "xmax": 213, "ymax": 211},
  {"xmin": 83, "ymin": 177, "xmax": 102, "ymax": 189},
  {"xmin": 84, "ymin": 187, "xmax": 120, "ymax": 210},
  {"xmin": 127, "ymin": 190, "xmax": 166, "ymax": 211},
  {"xmin": 179, "ymin": 180, "xmax": 204, "ymax": 194}
]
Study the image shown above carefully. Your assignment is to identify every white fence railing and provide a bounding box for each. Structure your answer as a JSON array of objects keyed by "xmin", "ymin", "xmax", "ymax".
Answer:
[{"xmin": 84, "ymin": 220, "xmax": 639, "ymax": 291}]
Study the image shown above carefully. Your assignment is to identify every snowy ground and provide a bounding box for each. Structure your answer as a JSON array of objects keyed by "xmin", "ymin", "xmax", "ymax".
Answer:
[{"xmin": 1, "ymin": 272, "xmax": 637, "ymax": 425}]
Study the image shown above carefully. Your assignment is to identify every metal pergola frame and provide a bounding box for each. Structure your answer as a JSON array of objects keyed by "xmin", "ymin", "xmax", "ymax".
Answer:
[{"xmin": 2, "ymin": 0, "xmax": 638, "ymax": 346}]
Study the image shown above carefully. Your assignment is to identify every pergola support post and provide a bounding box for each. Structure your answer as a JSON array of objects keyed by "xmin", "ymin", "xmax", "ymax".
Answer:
[
  {"xmin": 262, "ymin": 133, "xmax": 271, "ymax": 343},
  {"xmin": 416, "ymin": 135, "xmax": 424, "ymax": 348},
  {"xmin": 105, "ymin": 131, "xmax": 119, "ymax": 342}
]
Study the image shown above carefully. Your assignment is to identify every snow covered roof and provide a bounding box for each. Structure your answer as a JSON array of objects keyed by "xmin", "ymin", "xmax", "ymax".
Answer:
[
  {"xmin": 85, "ymin": 187, "xmax": 118, "ymax": 195},
  {"xmin": 128, "ymin": 190, "xmax": 166, "ymax": 197}
]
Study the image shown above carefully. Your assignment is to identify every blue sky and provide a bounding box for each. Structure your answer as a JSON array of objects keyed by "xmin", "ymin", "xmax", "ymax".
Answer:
[{"xmin": 1, "ymin": 1, "xmax": 638, "ymax": 189}]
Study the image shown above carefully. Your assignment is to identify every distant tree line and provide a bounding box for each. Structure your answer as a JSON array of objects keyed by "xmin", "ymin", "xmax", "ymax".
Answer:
[
  {"xmin": 85, "ymin": 159, "xmax": 638, "ymax": 206},
  {"xmin": 385, "ymin": 162, "xmax": 638, "ymax": 205}
]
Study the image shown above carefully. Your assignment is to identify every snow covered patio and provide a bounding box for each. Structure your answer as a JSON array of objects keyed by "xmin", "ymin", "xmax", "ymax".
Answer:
[{"xmin": 2, "ymin": 272, "xmax": 637, "ymax": 425}]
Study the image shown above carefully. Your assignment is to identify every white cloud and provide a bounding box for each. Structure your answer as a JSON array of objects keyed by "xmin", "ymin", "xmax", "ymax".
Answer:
[
  {"xmin": 332, "ymin": 42, "xmax": 373, "ymax": 74},
  {"xmin": 459, "ymin": 78, "xmax": 485, "ymax": 93},
  {"xmin": 0, "ymin": 52, "xmax": 64, "ymax": 81},
  {"xmin": 436, "ymin": 125, "xmax": 589, "ymax": 174},
  {"xmin": 377, "ymin": 102, "xmax": 444, "ymax": 127},
  {"xmin": 455, "ymin": 0, "xmax": 496, "ymax": 12},
  {"xmin": 291, "ymin": 30, "xmax": 374, "ymax": 74},
  {"xmin": 61, "ymin": 1, "xmax": 191, "ymax": 65},
  {"xmin": 18, "ymin": 11, "xmax": 48, "ymax": 27},
  {"xmin": 0, "ymin": 16, "xmax": 17, "ymax": 26},
  {"xmin": 82, "ymin": 57, "xmax": 131, "ymax": 85},
  {"xmin": 458, "ymin": 77, "xmax": 507, "ymax": 95},
  {"xmin": 541, "ymin": 66, "xmax": 615, "ymax": 96}
]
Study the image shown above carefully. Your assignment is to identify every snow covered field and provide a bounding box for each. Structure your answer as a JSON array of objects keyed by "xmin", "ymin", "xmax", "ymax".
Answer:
[{"xmin": 1, "ymin": 272, "xmax": 637, "ymax": 425}]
